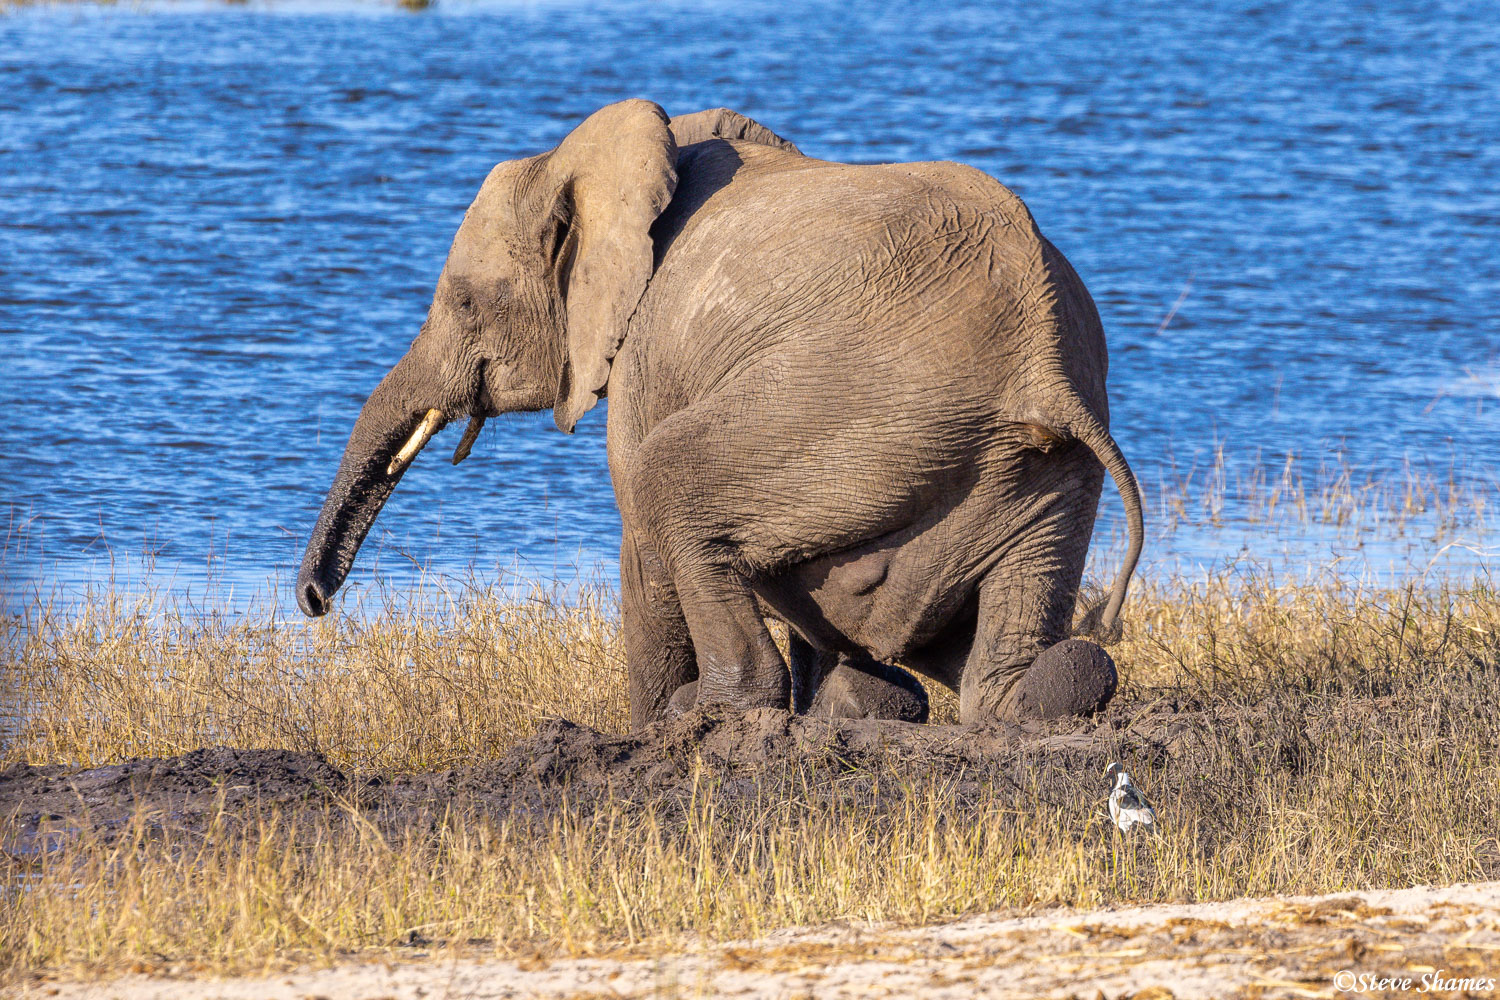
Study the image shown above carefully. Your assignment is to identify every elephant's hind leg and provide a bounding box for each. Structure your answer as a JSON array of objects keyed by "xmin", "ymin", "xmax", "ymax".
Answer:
[
  {"xmin": 789, "ymin": 634, "xmax": 928, "ymax": 723},
  {"xmin": 997, "ymin": 637, "xmax": 1117, "ymax": 721},
  {"xmin": 959, "ymin": 487, "xmax": 1116, "ymax": 725}
]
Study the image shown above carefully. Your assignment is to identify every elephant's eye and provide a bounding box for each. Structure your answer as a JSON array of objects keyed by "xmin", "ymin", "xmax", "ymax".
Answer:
[{"xmin": 548, "ymin": 216, "xmax": 570, "ymax": 267}]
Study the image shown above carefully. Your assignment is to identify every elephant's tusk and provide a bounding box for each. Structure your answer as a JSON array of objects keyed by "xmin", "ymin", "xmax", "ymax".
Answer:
[
  {"xmin": 386, "ymin": 408, "xmax": 445, "ymax": 476},
  {"xmin": 451, "ymin": 414, "xmax": 485, "ymax": 466}
]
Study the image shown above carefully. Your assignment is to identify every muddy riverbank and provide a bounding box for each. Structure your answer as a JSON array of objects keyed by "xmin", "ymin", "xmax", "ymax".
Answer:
[{"xmin": 3, "ymin": 694, "xmax": 1335, "ymax": 853}]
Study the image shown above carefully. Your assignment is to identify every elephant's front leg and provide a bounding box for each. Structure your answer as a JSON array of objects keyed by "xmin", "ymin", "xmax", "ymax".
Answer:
[
  {"xmin": 629, "ymin": 409, "xmax": 796, "ymax": 714},
  {"xmin": 620, "ymin": 529, "xmax": 698, "ymax": 727},
  {"xmin": 669, "ymin": 560, "xmax": 791, "ymax": 711}
]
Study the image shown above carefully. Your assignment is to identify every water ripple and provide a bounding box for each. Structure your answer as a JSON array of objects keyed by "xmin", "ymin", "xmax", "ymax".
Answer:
[{"xmin": 2, "ymin": 0, "xmax": 1497, "ymax": 606}]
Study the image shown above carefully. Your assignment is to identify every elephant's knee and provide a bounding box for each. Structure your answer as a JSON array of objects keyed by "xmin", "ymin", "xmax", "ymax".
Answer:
[{"xmin": 995, "ymin": 639, "xmax": 1117, "ymax": 722}]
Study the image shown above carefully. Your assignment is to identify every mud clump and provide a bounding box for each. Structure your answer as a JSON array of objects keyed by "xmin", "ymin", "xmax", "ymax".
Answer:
[{"xmin": 1, "ymin": 701, "xmax": 1200, "ymax": 852}]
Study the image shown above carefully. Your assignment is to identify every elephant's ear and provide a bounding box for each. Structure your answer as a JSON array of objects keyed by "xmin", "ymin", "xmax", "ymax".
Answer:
[
  {"xmin": 545, "ymin": 99, "xmax": 677, "ymax": 434},
  {"xmin": 668, "ymin": 108, "xmax": 801, "ymax": 154}
]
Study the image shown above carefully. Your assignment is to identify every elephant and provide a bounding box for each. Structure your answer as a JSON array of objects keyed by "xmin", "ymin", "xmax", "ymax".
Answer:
[{"xmin": 295, "ymin": 100, "xmax": 1144, "ymax": 728}]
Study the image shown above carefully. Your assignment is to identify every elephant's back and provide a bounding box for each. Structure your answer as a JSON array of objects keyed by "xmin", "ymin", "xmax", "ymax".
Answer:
[
  {"xmin": 651, "ymin": 148, "xmax": 1089, "ymax": 350},
  {"xmin": 655, "ymin": 143, "xmax": 1086, "ymax": 332},
  {"xmin": 661, "ymin": 142, "xmax": 1053, "ymax": 261}
]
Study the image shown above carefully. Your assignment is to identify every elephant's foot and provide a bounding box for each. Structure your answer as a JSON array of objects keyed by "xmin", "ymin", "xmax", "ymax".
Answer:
[
  {"xmin": 664, "ymin": 678, "xmax": 789, "ymax": 717},
  {"xmin": 666, "ymin": 679, "xmax": 699, "ymax": 717},
  {"xmin": 808, "ymin": 655, "xmax": 929, "ymax": 723},
  {"xmin": 998, "ymin": 639, "xmax": 1117, "ymax": 721},
  {"xmin": 664, "ymin": 653, "xmax": 929, "ymax": 724}
]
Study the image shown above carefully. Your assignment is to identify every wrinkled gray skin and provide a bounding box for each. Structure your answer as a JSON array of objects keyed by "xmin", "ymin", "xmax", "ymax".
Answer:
[{"xmin": 297, "ymin": 100, "xmax": 1144, "ymax": 728}]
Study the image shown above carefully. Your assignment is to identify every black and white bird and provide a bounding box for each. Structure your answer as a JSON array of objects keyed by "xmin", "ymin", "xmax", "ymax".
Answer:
[{"xmin": 1105, "ymin": 762, "xmax": 1158, "ymax": 834}]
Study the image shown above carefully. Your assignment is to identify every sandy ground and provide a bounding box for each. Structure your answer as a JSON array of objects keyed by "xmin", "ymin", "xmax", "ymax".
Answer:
[{"xmin": 19, "ymin": 881, "xmax": 1500, "ymax": 1000}]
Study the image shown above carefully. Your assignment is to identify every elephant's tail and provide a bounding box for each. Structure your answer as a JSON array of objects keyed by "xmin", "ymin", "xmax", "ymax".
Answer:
[{"xmin": 1069, "ymin": 411, "xmax": 1144, "ymax": 644}]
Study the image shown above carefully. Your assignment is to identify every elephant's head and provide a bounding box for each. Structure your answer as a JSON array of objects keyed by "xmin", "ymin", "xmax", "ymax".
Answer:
[{"xmin": 296, "ymin": 99, "xmax": 678, "ymax": 616}]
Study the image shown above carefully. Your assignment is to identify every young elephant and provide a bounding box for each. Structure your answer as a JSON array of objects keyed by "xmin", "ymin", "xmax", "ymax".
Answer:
[{"xmin": 295, "ymin": 100, "xmax": 1144, "ymax": 727}]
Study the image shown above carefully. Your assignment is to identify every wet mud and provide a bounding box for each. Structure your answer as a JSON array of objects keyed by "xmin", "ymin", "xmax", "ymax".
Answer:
[{"xmin": 1, "ymin": 698, "xmax": 1237, "ymax": 853}]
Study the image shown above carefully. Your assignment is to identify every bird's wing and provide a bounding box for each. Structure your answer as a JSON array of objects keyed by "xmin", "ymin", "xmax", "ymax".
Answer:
[{"xmin": 1118, "ymin": 783, "xmax": 1154, "ymax": 814}]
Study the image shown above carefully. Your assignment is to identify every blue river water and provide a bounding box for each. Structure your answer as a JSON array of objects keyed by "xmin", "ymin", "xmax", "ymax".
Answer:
[{"xmin": 2, "ymin": 0, "xmax": 1497, "ymax": 610}]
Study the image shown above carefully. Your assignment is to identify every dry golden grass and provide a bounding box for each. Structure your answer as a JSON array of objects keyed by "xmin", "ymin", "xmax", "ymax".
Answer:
[
  {"xmin": 3, "ymin": 580, "xmax": 628, "ymax": 771},
  {"xmin": 1150, "ymin": 446, "xmax": 1491, "ymax": 540},
  {"xmin": 4, "ymin": 562, "xmax": 1500, "ymax": 982}
]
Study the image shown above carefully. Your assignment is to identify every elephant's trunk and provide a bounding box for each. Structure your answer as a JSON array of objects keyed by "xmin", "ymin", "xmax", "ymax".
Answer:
[
  {"xmin": 1070, "ymin": 411, "xmax": 1144, "ymax": 641},
  {"xmin": 296, "ymin": 358, "xmax": 451, "ymax": 617}
]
